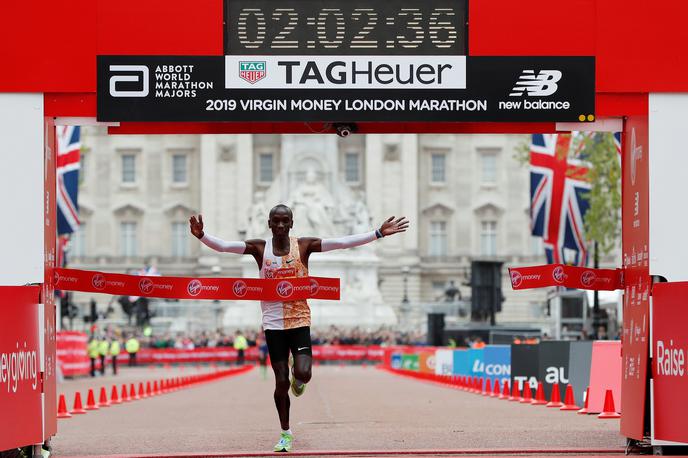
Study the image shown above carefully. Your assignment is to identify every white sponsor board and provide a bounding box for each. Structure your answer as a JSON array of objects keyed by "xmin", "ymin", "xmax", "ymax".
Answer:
[
  {"xmin": 434, "ymin": 349, "xmax": 454, "ymax": 375},
  {"xmin": 225, "ymin": 55, "xmax": 466, "ymax": 89}
]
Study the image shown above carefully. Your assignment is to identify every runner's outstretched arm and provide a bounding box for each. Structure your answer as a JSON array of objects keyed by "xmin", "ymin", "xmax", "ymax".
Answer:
[
  {"xmin": 303, "ymin": 216, "xmax": 409, "ymax": 254},
  {"xmin": 189, "ymin": 214, "xmax": 263, "ymax": 258}
]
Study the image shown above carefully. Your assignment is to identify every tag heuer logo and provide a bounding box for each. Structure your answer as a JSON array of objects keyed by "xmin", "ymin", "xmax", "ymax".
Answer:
[{"xmin": 239, "ymin": 61, "xmax": 266, "ymax": 84}]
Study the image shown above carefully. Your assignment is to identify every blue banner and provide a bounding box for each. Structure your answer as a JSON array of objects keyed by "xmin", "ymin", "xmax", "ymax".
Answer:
[
  {"xmin": 482, "ymin": 345, "xmax": 511, "ymax": 385},
  {"xmin": 468, "ymin": 348, "xmax": 485, "ymax": 377},
  {"xmin": 391, "ymin": 353, "xmax": 402, "ymax": 370},
  {"xmin": 452, "ymin": 349, "xmax": 470, "ymax": 376}
]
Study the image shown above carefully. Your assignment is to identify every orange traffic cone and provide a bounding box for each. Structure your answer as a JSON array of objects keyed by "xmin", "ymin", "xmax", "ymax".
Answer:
[
  {"xmin": 483, "ymin": 378, "xmax": 492, "ymax": 396},
  {"xmin": 121, "ymin": 384, "xmax": 130, "ymax": 402},
  {"xmin": 71, "ymin": 392, "xmax": 86, "ymax": 414},
  {"xmin": 531, "ymin": 381, "xmax": 547, "ymax": 405},
  {"xmin": 560, "ymin": 384, "xmax": 580, "ymax": 411},
  {"xmin": 577, "ymin": 388, "xmax": 590, "ymax": 414},
  {"xmin": 110, "ymin": 385, "xmax": 121, "ymax": 404},
  {"xmin": 146, "ymin": 381, "xmax": 152, "ymax": 397},
  {"xmin": 492, "ymin": 379, "xmax": 500, "ymax": 397},
  {"xmin": 153, "ymin": 380, "xmax": 159, "ymax": 395},
  {"xmin": 546, "ymin": 383, "xmax": 563, "ymax": 408},
  {"xmin": 57, "ymin": 394, "xmax": 72, "ymax": 418},
  {"xmin": 509, "ymin": 380, "xmax": 521, "ymax": 401},
  {"xmin": 131, "ymin": 383, "xmax": 140, "ymax": 400},
  {"xmin": 598, "ymin": 389, "xmax": 621, "ymax": 419},
  {"xmin": 499, "ymin": 379, "xmax": 509, "ymax": 399},
  {"xmin": 520, "ymin": 383, "xmax": 532, "ymax": 403},
  {"xmin": 138, "ymin": 382, "xmax": 146, "ymax": 399},
  {"xmin": 85, "ymin": 388, "xmax": 99, "ymax": 410},
  {"xmin": 98, "ymin": 386, "xmax": 110, "ymax": 407}
]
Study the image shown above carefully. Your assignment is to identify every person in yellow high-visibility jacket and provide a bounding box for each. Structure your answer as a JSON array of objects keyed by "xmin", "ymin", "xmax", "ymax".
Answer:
[
  {"xmin": 125, "ymin": 335, "xmax": 140, "ymax": 367},
  {"xmin": 98, "ymin": 337, "xmax": 109, "ymax": 375},
  {"xmin": 110, "ymin": 338, "xmax": 121, "ymax": 375},
  {"xmin": 87, "ymin": 337, "xmax": 100, "ymax": 377},
  {"xmin": 233, "ymin": 330, "xmax": 248, "ymax": 366}
]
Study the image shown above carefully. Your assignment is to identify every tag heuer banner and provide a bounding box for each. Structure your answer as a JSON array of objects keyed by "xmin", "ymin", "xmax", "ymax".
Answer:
[{"xmin": 97, "ymin": 55, "xmax": 594, "ymax": 123}]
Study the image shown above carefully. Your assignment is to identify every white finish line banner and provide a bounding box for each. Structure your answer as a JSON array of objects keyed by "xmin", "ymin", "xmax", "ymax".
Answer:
[{"xmin": 224, "ymin": 56, "xmax": 467, "ymax": 89}]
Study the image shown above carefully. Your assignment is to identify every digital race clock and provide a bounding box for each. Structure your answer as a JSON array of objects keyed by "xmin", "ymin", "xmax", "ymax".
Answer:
[{"xmin": 224, "ymin": 0, "xmax": 467, "ymax": 55}]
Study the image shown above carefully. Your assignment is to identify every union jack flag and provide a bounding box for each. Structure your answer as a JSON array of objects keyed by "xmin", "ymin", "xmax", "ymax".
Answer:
[
  {"xmin": 56, "ymin": 126, "xmax": 81, "ymax": 235},
  {"xmin": 530, "ymin": 133, "xmax": 591, "ymax": 266}
]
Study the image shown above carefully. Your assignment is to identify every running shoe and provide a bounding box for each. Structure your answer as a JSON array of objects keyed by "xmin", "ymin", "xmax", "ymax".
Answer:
[
  {"xmin": 290, "ymin": 369, "xmax": 306, "ymax": 397},
  {"xmin": 273, "ymin": 432, "xmax": 293, "ymax": 452}
]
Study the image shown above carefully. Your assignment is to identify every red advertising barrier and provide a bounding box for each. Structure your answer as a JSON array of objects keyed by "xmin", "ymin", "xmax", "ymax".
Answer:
[
  {"xmin": 56, "ymin": 332, "xmax": 89, "ymax": 377},
  {"xmin": 56, "ymin": 334, "xmax": 387, "ymax": 376},
  {"xmin": 620, "ymin": 114, "xmax": 650, "ymax": 440},
  {"xmin": 0, "ymin": 286, "xmax": 43, "ymax": 452},
  {"xmin": 652, "ymin": 282, "xmax": 688, "ymax": 443},
  {"xmin": 587, "ymin": 340, "xmax": 622, "ymax": 414},
  {"xmin": 508, "ymin": 264, "xmax": 623, "ymax": 291},
  {"xmin": 54, "ymin": 268, "xmax": 340, "ymax": 301}
]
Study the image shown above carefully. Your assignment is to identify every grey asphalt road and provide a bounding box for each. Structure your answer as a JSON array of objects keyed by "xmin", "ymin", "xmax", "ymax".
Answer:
[{"xmin": 51, "ymin": 365, "xmax": 623, "ymax": 457}]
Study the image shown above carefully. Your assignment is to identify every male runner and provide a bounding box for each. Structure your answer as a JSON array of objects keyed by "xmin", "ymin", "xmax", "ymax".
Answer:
[{"xmin": 190, "ymin": 205, "xmax": 408, "ymax": 452}]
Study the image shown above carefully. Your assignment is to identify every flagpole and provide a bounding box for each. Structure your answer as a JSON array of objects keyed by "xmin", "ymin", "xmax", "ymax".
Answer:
[{"xmin": 593, "ymin": 241, "xmax": 600, "ymax": 332}]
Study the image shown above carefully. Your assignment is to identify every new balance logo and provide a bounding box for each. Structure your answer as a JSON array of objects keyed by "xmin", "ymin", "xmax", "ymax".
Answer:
[{"xmin": 509, "ymin": 70, "xmax": 562, "ymax": 97}]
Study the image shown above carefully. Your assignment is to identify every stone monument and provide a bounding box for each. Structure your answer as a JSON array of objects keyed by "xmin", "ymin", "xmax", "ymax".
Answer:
[{"xmin": 224, "ymin": 135, "xmax": 396, "ymax": 328}]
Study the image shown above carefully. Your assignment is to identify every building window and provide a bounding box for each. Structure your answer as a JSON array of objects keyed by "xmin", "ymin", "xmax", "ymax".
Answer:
[
  {"xmin": 480, "ymin": 221, "xmax": 497, "ymax": 256},
  {"xmin": 171, "ymin": 222, "xmax": 188, "ymax": 257},
  {"xmin": 429, "ymin": 221, "xmax": 448, "ymax": 256},
  {"xmin": 71, "ymin": 223, "xmax": 86, "ymax": 257},
  {"xmin": 122, "ymin": 154, "xmax": 136, "ymax": 184},
  {"xmin": 481, "ymin": 153, "xmax": 497, "ymax": 185},
  {"xmin": 172, "ymin": 154, "xmax": 187, "ymax": 184},
  {"xmin": 431, "ymin": 153, "xmax": 446, "ymax": 183},
  {"xmin": 120, "ymin": 222, "xmax": 137, "ymax": 257},
  {"xmin": 345, "ymin": 152, "xmax": 360, "ymax": 183},
  {"xmin": 259, "ymin": 153, "xmax": 274, "ymax": 182}
]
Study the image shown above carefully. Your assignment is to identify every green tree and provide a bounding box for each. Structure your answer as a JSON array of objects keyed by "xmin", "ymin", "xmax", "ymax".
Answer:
[{"xmin": 514, "ymin": 133, "xmax": 621, "ymax": 257}]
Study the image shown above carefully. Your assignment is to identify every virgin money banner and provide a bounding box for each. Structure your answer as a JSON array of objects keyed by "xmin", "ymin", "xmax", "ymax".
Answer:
[
  {"xmin": 0, "ymin": 286, "xmax": 43, "ymax": 451},
  {"xmin": 132, "ymin": 345, "xmax": 385, "ymax": 364},
  {"xmin": 54, "ymin": 268, "xmax": 339, "ymax": 301},
  {"xmin": 652, "ymin": 282, "xmax": 688, "ymax": 443},
  {"xmin": 508, "ymin": 264, "xmax": 623, "ymax": 291}
]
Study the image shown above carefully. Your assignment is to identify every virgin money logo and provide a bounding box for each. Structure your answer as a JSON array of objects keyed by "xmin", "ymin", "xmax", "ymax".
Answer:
[
  {"xmin": 53, "ymin": 271, "xmax": 60, "ymax": 286},
  {"xmin": 309, "ymin": 279, "xmax": 320, "ymax": 295},
  {"xmin": 510, "ymin": 271, "xmax": 522, "ymax": 287},
  {"xmin": 139, "ymin": 278, "xmax": 154, "ymax": 294},
  {"xmin": 552, "ymin": 266, "xmax": 565, "ymax": 283},
  {"xmin": 581, "ymin": 270, "xmax": 596, "ymax": 287},
  {"xmin": 276, "ymin": 281, "xmax": 293, "ymax": 298},
  {"xmin": 92, "ymin": 274, "xmax": 106, "ymax": 290},
  {"xmin": 187, "ymin": 279, "xmax": 203, "ymax": 296},
  {"xmin": 233, "ymin": 281, "xmax": 248, "ymax": 297}
]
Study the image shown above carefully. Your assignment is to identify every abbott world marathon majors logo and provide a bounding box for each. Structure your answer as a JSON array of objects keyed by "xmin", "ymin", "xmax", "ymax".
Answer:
[{"xmin": 109, "ymin": 64, "xmax": 214, "ymax": 99}]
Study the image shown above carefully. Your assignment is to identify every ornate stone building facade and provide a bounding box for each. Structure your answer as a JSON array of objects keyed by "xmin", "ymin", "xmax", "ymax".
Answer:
[{"xmin": 70, "ymin": 127, "xmax": 551, "ymax": 329}]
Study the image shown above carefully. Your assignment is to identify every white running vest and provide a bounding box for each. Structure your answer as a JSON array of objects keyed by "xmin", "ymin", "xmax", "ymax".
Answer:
[{"xmin": 259, "ymin": 237, "xmax": 310, "ymax": 330}]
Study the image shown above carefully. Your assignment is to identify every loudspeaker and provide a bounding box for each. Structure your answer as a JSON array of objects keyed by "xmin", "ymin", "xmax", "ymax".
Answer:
[
  {"xmin": 427, "ymin": 313, "xmax": 445, "ymax": 346},
  {"xmin": 470, "ymin": 261, "xmax": 504, "ymax": 323}
]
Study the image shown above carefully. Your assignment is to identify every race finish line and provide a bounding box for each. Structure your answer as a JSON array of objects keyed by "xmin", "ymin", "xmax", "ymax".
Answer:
[
  {"xmin": 53, "ymin": 268, "xmax": 340, "ymax": 301},
  {"xmin": 509, "ymin": 264, "xmax": 623, "ymax": 291}
]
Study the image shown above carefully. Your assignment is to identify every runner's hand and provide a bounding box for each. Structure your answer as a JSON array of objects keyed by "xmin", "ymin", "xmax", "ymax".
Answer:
[
  {"xmin": 189, "ymin": 214, "xmax": 205, "ymax": 239},
  {"xmin": 379, "ymin": 216, "xmax": 409, "ymax": 237}
]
